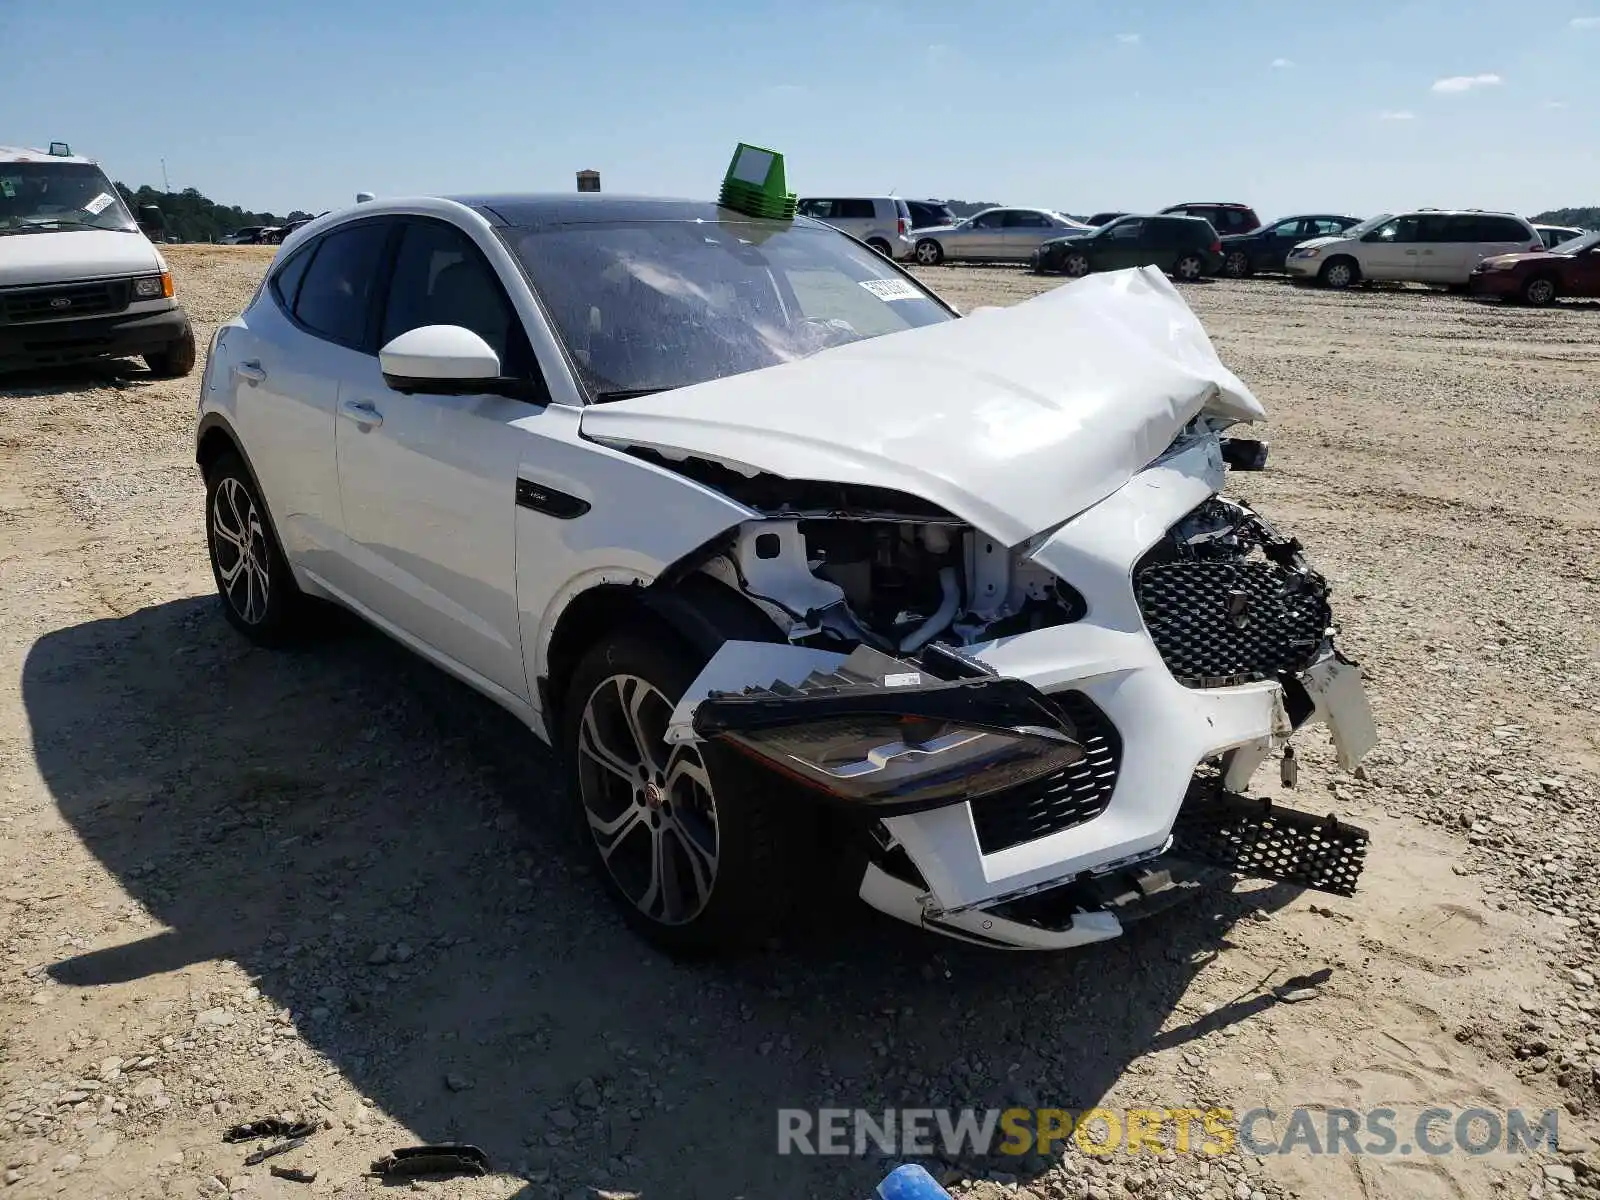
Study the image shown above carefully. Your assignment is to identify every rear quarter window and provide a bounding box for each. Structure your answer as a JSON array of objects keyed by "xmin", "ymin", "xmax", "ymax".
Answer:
[{"xmin": 836, "ymin": 199, "xmax": 876, "ymax": 220}]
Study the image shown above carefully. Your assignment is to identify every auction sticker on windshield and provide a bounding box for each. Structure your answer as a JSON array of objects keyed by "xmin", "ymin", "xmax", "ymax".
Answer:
[
  {"xmin": 84, "ymin": 192, "xmax": 115, "ymax": 215},
  {"xmin": 859, "ymin": 278, "xmax": 923, "ymax": 302}
]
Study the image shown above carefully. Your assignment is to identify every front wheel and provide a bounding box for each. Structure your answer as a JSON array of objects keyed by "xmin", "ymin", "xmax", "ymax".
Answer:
[
  {"xmin": 145, "ymin": 325, "xmax": 197, "ymax": 378},
  {"xmin": 1223, "ymin": 250, "xmax": 1252, "ymax": 278},
  {"xmin": 1522, "ymin": 275, "xmax": 1558, "ymax": 307},
  {"xmin": 914, "ymin": 239, "xmax": 944, "ymax": 266},
  {"xmin": 1172, "ymin": 253, "xmax": 1205, "ymax": 282},
  {"xmin": 1061, "ymin": 252, "xmax": 1091, "ymax": 278},
  {"xmin": 561, "ymin": 630, "xmax": 813, "ymax": 957},
  {"xmin": 1318, "ymin": 257, "xmax": 1358, "ymax": 289}
]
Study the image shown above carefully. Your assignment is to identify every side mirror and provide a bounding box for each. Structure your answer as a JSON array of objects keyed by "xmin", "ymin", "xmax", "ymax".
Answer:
[
  {"xmin": 380, "ymin": 325, "xmax": 508, "ymax": 396},
  {"xmin": 139, "ymin": 205, "xmax": 165, "ymax": 230}
]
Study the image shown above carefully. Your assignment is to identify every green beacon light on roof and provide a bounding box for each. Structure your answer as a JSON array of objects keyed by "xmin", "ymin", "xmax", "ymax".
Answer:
[{"xmin": 718, "ymin": 142, "xmax": 796, "ymax": 220}]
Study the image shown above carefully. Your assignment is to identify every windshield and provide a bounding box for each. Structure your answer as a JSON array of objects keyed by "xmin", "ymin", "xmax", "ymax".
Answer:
[
  {"xmin": 1339, "ymin": 214, "xmax": 1392, "ymax": 240},
  {"xmin": 1551, "ymin": 230, "xmax": 1600, "ymax": 254},
  {"xmin": 500, "ymin": 218, "xmax": 957, "ymax": 399},
  {"xmin": 0, "ymin": 161, "xmax": 138, "ymax": 234}
]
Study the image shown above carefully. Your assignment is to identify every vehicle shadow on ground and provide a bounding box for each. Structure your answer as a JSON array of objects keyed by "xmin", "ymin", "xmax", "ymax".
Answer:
[
  {"xmin": 0, "ymin": 359, "xmax": 156, "ymax": 397},
  {"xmin": 26, "ymin": 597, "xmax": 1305, "ymax": 1199}
]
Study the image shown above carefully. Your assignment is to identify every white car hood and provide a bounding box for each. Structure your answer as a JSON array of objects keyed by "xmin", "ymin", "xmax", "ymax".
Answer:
[
  {"xmin": 1294, "ymin": 235, "xmax": 1347, "ymax": 252},
  {"xmin": 580, "ymin": 266, "xmax": 1265, "ymax": 546},
  {"xmin": 0, "ymin": 229, "xmax": 163, "ymax": 287}
]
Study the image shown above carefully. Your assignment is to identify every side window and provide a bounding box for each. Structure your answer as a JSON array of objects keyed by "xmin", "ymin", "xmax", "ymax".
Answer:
[
  {"xmin": 1108, "ymin": 219, "xmax": 1144, "ymax": 240},
  {"xmin": 269, "ymin": 243, "xmax": 314, "ymax": 311},
  {"xmin": 971, "ymin": 211, "xmax": 1005, "ymax": 229},
  {"xmin": 1371, "ymin": 216, "xmax": 1419, "ymax": 243},
  {"xmin": 292, "ymin": 221, "xmax": 393, "ymax": 349},
  {"xmin": 837, "ymin": 199, "xmax": 876, "ymax": 220},
  {"xmin": 1007, "ymin": 211, "xmax": 1050, "ymax": 227},
  {"xmin": 380, "ymin": 219, "xmax": 520, "ymax": 370},
  {"xmin": 1417, "ymin": 215, "xmax": 1456, "ymax": 243},
  {"xmin": 1485, "ymin": 216, "xmax": 1531, "ymax": 242},
  {"xmin": 1308, "ymin": 218, "xmax": 1347, "ymax": 237},
  {"xmin": 1270, "ymin": 219, "xmax": 1304, "ymax": 238}
]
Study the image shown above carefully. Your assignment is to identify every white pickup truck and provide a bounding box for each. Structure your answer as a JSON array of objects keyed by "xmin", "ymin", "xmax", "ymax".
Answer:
[{"xmin": 1, "ymin": 142, "xmax": 195, "ymax": 376}]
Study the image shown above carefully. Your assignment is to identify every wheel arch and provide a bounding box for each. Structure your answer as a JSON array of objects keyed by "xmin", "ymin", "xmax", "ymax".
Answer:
[
  {"xmin": 194, "ymin": 413, "xmax": 296, "ymax": 578},
  {"xmin": 538, "ymin": 570, "xmax": 782, "ymax": 734}
]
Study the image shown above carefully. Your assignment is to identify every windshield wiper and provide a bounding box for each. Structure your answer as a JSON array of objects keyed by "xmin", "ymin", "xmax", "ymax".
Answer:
[{"xmin": 592, "ymin": 387, "xmax": 670, "ymax": 403}]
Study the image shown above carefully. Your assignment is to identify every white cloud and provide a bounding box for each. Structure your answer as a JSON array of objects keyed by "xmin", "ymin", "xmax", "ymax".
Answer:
[
  {"xmin": 925, "ymin": 42, "xmax": 959, "ymax": 69},
  {"xmin": 1546, "ymin": 99, "xmax": 1569, "ymax": 108},
  {"xmin": 1270, "ymin": 57, "xmax": 1294, "ymax": 68},
  {"xmin": 1379, "ymin": 110, "xmax": 1417, "ymax": 121},
  {"xmin": 1115, "ymin": 32, "xmax": 1141, "ymax": 44},
  {"xmin": 1431, "ymin": 73, "xmax": 1502, "ymax": 93},
  {"xmin": 1570, "ymin": 15, "xmax": 1600, "ymax": 27}
]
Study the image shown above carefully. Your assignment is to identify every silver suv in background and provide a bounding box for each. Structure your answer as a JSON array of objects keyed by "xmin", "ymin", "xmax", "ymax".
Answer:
[{"xmin": 795, "ymin": 196, "xmax": 914, "ymax": 259}]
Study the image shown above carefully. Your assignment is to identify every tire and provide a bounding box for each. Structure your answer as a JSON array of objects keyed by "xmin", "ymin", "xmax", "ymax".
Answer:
[
  {"xmin": 1318, "ymin": 257, "xmax": 1359, "ymax": 289},
  {"xmin": 913, "ymin": 239, "xmax": 944, "ymax": 266},
  {"xmin": 560, "ymin": 630, "xmax": 813, "ymax": 957},
  {"xmin": 204, "ymin": 453, "xmax": 308, "ymax": 644},
  {"xmin": 1522, "ymin": 276, "xmax": 1558, "ymax": 307},
  {"xmin": 1172, "ymin": 253, "xmax": 1205, "ymax": 283},
  {"xmin": 1223, "ymin": 250, "xmax": 1252, "ymax": 279},
  {"xmin": 145, "ymin": 325, "xmax": 197, "ymax": 378},
  {"xmin": 1061, "ymin": 252, "xmax": 1091, "ymax": 278},
  {"xmin": 866, "ymin": 238, "xmax": 892, "ymax": 258}
]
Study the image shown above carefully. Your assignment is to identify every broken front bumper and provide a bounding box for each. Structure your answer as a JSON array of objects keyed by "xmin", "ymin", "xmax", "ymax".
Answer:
[{"xmin": 669, "ymin": 438, "xmax": 1377, "ymax": 946}]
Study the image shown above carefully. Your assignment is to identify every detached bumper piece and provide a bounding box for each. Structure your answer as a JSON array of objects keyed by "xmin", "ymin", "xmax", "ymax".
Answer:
[
  {"xmin": 1172, "ymin": 775, "xmax": 1369, "ymax": 896},
  {"xmin": 693, "ymin": 645, "xmax": 1088, "ymax": 815}
]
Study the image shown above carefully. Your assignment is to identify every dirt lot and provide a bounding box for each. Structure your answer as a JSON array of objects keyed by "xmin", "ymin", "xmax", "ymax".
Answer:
[{"xmin": 1, "ymin": 246, "xmax": 1598, "ymax": 1200}]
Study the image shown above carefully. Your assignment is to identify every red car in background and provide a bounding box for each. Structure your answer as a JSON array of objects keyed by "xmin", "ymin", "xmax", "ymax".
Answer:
[{"xmin": 1469, "ymin": 230, "xmax": 1600, "ymax": 306}]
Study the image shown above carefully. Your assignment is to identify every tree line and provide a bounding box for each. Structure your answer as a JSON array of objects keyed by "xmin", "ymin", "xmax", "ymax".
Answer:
[{"xmin": 1531, "ymin": 206, "xmax": 1600, "ymax": 229}]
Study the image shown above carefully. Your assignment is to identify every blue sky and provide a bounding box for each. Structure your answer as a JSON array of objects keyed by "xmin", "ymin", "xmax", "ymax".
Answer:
[{"xmin": 5, "ymin": 0, "xmax": 1595, "ymax": 221}]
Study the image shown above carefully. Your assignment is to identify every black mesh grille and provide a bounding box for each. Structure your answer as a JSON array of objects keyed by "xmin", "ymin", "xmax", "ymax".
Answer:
[
  {"xmin": 971, "ymin": 691, "xmax": 1120, "ymax": 853},
  {"xmin": 2, "ymin": 279, "xmax": 130, "ymax": 325},
  {"xmin": 1135, "ymin": 555, "xmax": 1330, "ymax": 686}
]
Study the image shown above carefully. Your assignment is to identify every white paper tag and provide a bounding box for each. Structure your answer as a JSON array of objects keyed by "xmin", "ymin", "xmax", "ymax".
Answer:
[
  {"xmin": 884, "ymin": 672, "xmax": 923, "ymax": 688},
  {"xmin": 0, "ymin": 178, "xmax": 16, "ymax": 199},
  {"xmin": 859, "ymin": 277, "xmax": 923, "ymax": 302},
  {"xmin": 84, "ymin": 192, "xmax": 114, "ymax": 215}
]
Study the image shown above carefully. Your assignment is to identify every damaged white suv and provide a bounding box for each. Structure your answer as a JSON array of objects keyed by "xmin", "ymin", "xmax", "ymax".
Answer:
[{"xmin": 197, "ymin": 194, "xmax": 1377, "ymax": 956}]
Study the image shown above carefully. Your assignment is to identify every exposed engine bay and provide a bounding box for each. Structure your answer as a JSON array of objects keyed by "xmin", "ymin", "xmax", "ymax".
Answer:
[{"xmin": 699, "ymin": 514, "xmax": 1086, "ymax": 653}]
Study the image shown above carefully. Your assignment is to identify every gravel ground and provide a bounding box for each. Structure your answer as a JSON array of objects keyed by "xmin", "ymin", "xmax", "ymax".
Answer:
[{"xmin": 0, "ymin": 248, "xmax": 1597, "ymax": 1200}]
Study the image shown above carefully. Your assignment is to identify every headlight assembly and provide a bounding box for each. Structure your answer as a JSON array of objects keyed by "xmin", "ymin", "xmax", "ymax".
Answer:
[{"xmin": 133, "ymin": 272, "xmax": 174, "ymax": 299}]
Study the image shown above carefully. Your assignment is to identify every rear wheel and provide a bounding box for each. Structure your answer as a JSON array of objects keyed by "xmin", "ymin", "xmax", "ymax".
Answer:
[
  {"xmin": 145, "ymin": 325, "xmax": 197, "ymax": 378},
  {"xmin": 1172, "ymin": 252, "xmax": 1205, "ymax": 282},
  {"xmin": 561, "ymin": 630, "xmax": 814, "ymax": 957},
  {"xmin": 866, "ymin": 238, "xmax": 892, "ymax": 258},
  {"xmin": 914, "ymin": 239, "xmax": 944, "ymax": 266},
  {"xmin": 1522, "ymin": 275, "xmax": 1558, "ymax": 307},
  {"xmin": 1223, "ymin": 250, "xmax": 1252, "ymax": 278},
  {"xmin": 204, "ymin": 453, "xmax": 308, "ymax": 644},
  {"xmin": 1318, "ymin": 257, "xmax": 1359, "ymax": 289}
]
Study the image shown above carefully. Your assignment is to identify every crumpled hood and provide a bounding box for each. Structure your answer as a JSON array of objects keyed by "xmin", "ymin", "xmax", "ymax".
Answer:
[
  {"xmin": 0, "ymin": 229, "xmax": 163, "ymax": 287},
  {"xmin": 580, "ymin": 266, "xmax": 1265, "ymax": 546}
]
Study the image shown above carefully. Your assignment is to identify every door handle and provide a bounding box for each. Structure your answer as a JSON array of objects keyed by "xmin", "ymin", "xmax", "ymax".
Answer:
[
  {"xmin": 235, "ymin": 361, "xmax": 266, "ymax": 384},
  {"xmin": 1404, "ymin": 249, "xmax": 1420, "ymax": 255},
  {"xmin": 339, "ymin": 399, "xmax": 383, "ymax": 428}
]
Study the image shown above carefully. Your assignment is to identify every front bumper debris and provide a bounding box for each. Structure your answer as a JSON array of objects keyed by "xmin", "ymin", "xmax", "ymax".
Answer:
[{"xmin": 1171, "ymin": 774, "xmax": 1369, "ymax": 897}]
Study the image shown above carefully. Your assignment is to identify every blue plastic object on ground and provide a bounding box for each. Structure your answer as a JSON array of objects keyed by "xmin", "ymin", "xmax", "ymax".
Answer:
[{"xmin": 877, "ymin": 1163, "xmax": 954, "ymax": 1199}]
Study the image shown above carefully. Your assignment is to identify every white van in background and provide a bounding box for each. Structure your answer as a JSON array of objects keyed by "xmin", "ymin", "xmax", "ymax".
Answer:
[
  {"xmin": 1, "ymin": 142, "xmax": 195, "ymax": 376},
  {"xmin": 795, "ymin": 196, "xmax": 915, "ymax": 259},
  {"xmin": 1287, "ymin": 209, "xmax": 1544, "ymax": 289}
]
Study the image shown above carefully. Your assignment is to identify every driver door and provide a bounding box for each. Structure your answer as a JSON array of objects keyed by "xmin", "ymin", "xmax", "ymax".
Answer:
[
  {"xmin": 1099, "ymin": 219, "xmax": 1146, "ymax": 269},
  {"xmin": 1359, "ymin": 215, "xmax": 1423, "ymax": 281},
  {"xmin": 332, "ymin": 216, "xmax": 549, "ymax": 702},
  {"xmin": 958, "ymin": 210, "xmax": 1007, "ymax": 259}
]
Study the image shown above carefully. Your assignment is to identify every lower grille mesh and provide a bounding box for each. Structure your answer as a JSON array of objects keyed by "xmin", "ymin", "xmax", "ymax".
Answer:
[{"xmin": 971, "ymin": 691, "xmax": 1120, "ymax": 853}]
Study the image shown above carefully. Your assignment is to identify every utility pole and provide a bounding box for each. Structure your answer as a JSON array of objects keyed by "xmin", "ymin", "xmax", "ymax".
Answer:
[{"xmin": 161, "ymin": 158, "xmax": 170, "ymax": 193}]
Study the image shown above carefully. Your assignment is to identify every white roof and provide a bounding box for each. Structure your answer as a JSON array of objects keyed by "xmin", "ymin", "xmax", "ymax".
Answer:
[{"xmin": 0, "ymin": 145, "xmax": 96, "ymax": 166}]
